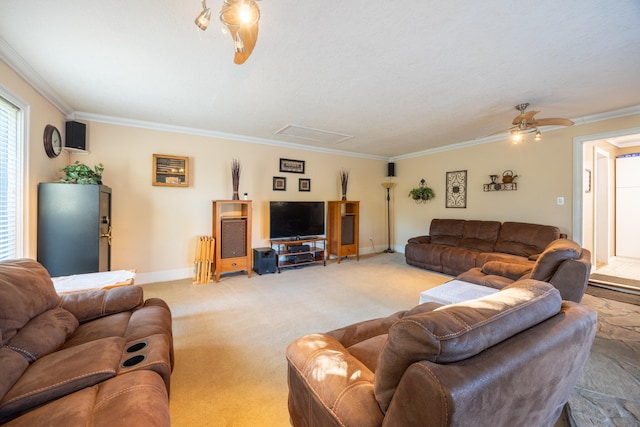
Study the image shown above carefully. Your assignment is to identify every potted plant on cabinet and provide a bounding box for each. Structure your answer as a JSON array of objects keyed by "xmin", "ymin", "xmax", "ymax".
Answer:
[{"xmin": 58, "ymin": 161, "xmax": 104, "ymax": 184}]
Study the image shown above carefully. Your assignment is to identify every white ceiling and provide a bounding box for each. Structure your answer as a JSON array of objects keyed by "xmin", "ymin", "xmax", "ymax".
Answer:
[{"xmin": 1, "ymin": 0, "xmax": 640, "ymax": 159}]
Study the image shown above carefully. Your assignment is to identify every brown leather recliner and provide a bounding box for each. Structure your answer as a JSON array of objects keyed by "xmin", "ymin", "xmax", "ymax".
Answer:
[
  {"xmin": 0, "ymin": 259, "xmax": 173, "ymax": 426},
  {"xmin": 286, "ymin": 280, "xmax": 597, "ymax": 427},
  {"xmin": 457, "ymin": 238, "xmax": 592, "ymax": 302}
]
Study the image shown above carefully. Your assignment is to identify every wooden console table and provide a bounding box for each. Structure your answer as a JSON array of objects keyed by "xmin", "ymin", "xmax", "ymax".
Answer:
[{"xmin": 270, "ymin": 237, "xmax": 326, "ymax": 273}]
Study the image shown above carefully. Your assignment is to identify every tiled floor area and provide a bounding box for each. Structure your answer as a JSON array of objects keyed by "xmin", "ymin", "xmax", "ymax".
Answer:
[
  {"xmin": 592, "ymin": 259, "xmax": 640, "ymax": 293},
  {"xmin": 565, "ymin": 293, "xmax": 640, "ymax": 426}
]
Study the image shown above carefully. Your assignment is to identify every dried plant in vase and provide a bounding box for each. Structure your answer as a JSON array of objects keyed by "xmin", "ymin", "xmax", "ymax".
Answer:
[
  {"xmin": 339, "ymin": 169, "xmax": 350, "ymax": 200},
  {"xmin": 231, "ymin": 158, "xmax": 241, "ymax": 200}
]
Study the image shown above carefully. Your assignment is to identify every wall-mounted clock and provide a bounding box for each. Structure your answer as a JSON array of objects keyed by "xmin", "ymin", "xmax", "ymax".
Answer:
[{"xmin": 43, "ymin": 124, "xmax": 62, "ymax": 158}]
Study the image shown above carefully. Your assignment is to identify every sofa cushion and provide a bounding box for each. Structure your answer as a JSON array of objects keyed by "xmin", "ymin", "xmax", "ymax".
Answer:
[
  {"xmin": 494, "ymin": 222, "xmax": 560, "ymax": 257},
  {"xmin": 5, "ymin": 308, "xmax": 78, "ymax": 362},
  {"xmin": 1, "ymin": 371, "xmax": 170, "ymax": 427},
  {"xmin": 429, "ymin": 219, "xmax": 465, "ymax": 246},
  {"xmin": 529, "ymin": 239, "xmax": 582, "ymax": 282},
  {"xmin": 0, "ymin": 259, "xmax": 61, "ymax": 345},
  {"xmin": 60, "ymin": 286, "xmax": 144, "ymax": 324},
  {"xmin": 459, "ymin": 220, "xmax": 501, "ymax": 252},
  {"xmin": 374, "ymin": 279, "xmax": 562, "ymax": 412}
]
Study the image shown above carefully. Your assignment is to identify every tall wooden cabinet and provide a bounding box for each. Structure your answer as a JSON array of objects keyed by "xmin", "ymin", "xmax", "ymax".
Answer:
[
  {"xmin": 37, "ymin": 183, "xmax": 112, "ymax": 277},
  {"xmin": 212, "ymin": 200, "xmax": 252, "ymax": 282},
  {"xmin": 327, "ymin": 201, "xmax": 359, "ymax": 263}
]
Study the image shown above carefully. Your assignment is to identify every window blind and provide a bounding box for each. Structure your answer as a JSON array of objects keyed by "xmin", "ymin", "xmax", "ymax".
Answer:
[{"xmin": 0, "ymin": 97, "xmax": 19, "ymax": 260}]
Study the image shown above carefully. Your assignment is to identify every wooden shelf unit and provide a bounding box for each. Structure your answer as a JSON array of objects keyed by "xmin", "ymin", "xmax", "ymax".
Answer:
[
  {"xmin": 327, "ymin": 201, "xmax": 360, "ymax": 263},
  {"xmin": 270, "ymin": 237, "xmax": 326, "ymax": 272},
  {"xmin": 212, "ymin": 200, "xmax": 252, "ymax": 282}
]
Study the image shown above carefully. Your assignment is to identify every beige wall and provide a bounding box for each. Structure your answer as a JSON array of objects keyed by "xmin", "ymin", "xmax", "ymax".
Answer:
[
  {"xmin": 72, "ymin": 122, "xmax": 388, "ymax": 281},
  {"xmin": 393, "ymin": 114, "xmax": 640, "ymax": 251},
  {"xmin": 3, "ymin": 58, "xmax": 640, "ymax": 282}
]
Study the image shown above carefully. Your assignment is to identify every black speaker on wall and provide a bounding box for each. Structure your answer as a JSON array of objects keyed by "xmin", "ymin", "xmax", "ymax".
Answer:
[
  {"xmin": 253, "ymin": 247, "xmax": 277, "ymax": 275},
  {"xmin": 387, "ymin": 162, "xmax": 395, "ymax": 177},
  {"xmin": 65, "ymin": 121, "xmax": 87, "ymax": 150}
]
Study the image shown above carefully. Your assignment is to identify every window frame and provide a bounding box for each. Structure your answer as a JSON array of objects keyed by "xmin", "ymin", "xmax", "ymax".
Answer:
[{"xmin": 0, "ymin": 84, "xmax": 28, "ymax": 260}]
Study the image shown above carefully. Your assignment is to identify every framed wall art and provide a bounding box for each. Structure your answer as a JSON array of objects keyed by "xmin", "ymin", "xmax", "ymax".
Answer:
[
  {"xmin": 153, "ymin": 154, "xmax": 189, "ymax": 187},
  {"xmin": 279, "ymin": 158, "xmax": 305, "ymax": 174},
  {"xmin": 446, "ymin": 170, "xmax": 467, "ymax": 208},
  {"xmin": 273, "ymin": 176, "xmax": 287, "ymax": 191},
  {"xmin": 299, "ymin": 178, "xmax": 311, "ymax": 192}
]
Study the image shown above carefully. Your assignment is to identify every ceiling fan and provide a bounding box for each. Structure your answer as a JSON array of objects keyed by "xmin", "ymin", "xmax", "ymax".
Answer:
[{"xmin": 509, "ymin": 103, "xmax": 574, "ymax": 142}]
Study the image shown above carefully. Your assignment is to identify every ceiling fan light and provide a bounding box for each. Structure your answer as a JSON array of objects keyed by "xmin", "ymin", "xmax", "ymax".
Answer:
[
  {"xmin": 534, "ymin": 130, "xmax": 542, "ymax": 140},
  {"xmin": 220, "ymin": 0, "xmax": 260, "ymax": 28},
  {"xmin": 195, "ymin": 1, "xmax": 212, "ymax": 30},
  {"xmin": 234, "ymin": 31, "xmax": 245, "ymax": 53},
  {"xmin": 511, "ymin": 129, "xmax": 522, "ymax": 143}
]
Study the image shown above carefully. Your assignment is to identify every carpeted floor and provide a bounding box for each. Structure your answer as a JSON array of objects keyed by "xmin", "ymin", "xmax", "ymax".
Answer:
[{"xmin": 141, "ymin": 253, "xmax": 640, "ymax": 426}]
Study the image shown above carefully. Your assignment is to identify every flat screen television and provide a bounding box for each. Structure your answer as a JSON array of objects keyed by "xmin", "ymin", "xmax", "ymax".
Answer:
[{"xmin": 269, "ymin": 201, "xmax": 325, "ymax": 240}]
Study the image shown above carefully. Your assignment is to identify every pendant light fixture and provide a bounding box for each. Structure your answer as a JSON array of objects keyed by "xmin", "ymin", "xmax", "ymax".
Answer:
[{"xmin": 194, "ymin": 0, "xmax": 261, "ymax": 64}]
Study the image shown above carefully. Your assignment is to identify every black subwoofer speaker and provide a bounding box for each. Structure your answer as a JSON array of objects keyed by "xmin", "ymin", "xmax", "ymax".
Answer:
[
  {"xmin": 253, "ymin": 247, "xmax": 277, "ymax": 275},
  {"xmin": 65, "ymin": 121, "xmax": 87, "ymax": 150},
  {"xmin": 221, "ymin": 219, "xmax": 246, "ymax": 258}
]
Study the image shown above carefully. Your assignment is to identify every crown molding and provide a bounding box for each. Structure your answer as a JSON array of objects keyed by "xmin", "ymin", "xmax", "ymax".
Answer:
[
  {"xmin": 0, "ymin": 37, "xmax": 73, "ymax": 115},
  {"xmin": 391, "ymin": 104, "xmax": 640, "ymax": 161},
  {"xmin": 71, "ymin": 111, "xmax": 388, "ymax": 161}
]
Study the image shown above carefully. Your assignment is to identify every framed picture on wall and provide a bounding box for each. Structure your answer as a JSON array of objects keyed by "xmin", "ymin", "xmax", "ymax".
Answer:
[
  {"xmin": 279, "ymin": 158, "xmax": 305, "ymax": 174},
  {"xmin": 273, "ymin": 176, "xmax": 286, "ymax": 191},
  {"xmin": 299, "ymin": 178, "xmax": 311, "ymax": 192},
  {"xmin": 446, "ymin": 170, "xmax": 467, "ymax": 208},
  {"xmin": 153, "ymin": 154, "xmax": 189, "ymax": 187}
]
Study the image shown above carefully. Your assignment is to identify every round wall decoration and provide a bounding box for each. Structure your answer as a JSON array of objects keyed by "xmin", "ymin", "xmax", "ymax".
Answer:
[{"xmin": 43, "ymin": 124, "xmax": 62, "ymax": 158}]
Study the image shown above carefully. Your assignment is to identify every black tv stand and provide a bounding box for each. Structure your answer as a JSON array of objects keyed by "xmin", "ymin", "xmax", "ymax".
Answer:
[{"xmin": 269, "ymin": 237, "xmax": 326, "ymax": 272}]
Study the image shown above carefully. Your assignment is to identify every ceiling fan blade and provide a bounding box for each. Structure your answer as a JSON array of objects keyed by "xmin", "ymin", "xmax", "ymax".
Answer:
[
  {"xmin": 512, "ymin": 111, "xmax": 539, "ymax": 125},
  {"xmin": 232, "ymin": 23, "xmax": 259, "ymax": 65},
  {"xmin": 532, "ymin": 118, "xmax": 575, "ymax": 127}
]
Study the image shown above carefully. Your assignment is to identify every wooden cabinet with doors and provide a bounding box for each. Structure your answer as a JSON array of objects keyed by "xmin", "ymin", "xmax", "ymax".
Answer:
[
  {"xmin": 212, "ymin": 200, "xmax": 252, "ymax": 282},
  {"xmin": 327, "ymin": 201, "xmax": 359, "ymax": 263}
]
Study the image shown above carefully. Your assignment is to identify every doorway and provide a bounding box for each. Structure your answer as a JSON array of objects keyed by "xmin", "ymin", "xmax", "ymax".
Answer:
[{"xmin": 574, "ymin": 129, "xmax": 640, "ymax": 294}]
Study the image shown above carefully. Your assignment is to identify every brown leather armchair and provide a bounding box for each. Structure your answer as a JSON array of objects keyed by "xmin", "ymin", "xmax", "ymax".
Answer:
[
  {"xmin": 286, "ymin": 280, "xmax": 597, "ymax": 427},
  {"xmin": 457, "ymin": 238, "xmax": 592, "ymax": 302}
]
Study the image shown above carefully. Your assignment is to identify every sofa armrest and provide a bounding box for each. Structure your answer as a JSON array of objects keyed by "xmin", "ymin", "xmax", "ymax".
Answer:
[
  {"xmin": 59, "ymin": 286, "xmax": 144, "ymax": 323},
  {"xmin": 407, "ymin": 235, "xmax": 431, "ymax": 244},
  {"xmin": 0, "ymin": 337, "xmax": 124, "ymax": 423},
  {"xmin": 481, "ymin": 261, "xmax": 532, "ymax": 280},
  {"xmin": 286, "ymin": 333, "xmax": 384, "ymax": 427}
]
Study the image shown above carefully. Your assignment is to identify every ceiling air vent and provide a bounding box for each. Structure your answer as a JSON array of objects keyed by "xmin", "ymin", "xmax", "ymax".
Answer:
[{"xmin": 275, "ymin": 124, "xmax": 352, "ymax": 145}]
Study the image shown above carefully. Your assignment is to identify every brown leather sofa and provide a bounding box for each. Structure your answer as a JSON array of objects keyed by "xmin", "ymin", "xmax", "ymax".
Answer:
[
  {"xmin": 0, "ymin": 259, "xmax": 173, "ymax": 426},
  {"xmin": 405, "ymin": 219, "xmax": 591, "ymax": 302},
  {"xmin": 286, "ymin": 280, "xmax": 597, "ymax": 427}
]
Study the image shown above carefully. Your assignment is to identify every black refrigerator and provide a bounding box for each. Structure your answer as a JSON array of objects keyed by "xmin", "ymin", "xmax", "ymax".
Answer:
[{"xmin": 37, "ymin": 183, "xmax": 112, "ymax": 277}]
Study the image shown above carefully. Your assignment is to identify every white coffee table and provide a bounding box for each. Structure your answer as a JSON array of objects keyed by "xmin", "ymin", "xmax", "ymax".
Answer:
[{"xmin": 419, "ymin": 279, "xmax": 499, "ymax": 305}]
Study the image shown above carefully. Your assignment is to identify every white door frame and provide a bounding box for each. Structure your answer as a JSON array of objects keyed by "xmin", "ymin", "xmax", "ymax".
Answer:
[
  {"xmin": 593, "ymin": 147, "xmax": 610, "ymax": 265},
  {"xmin": 573, "ymin": 126, "xmax": 640, "ymax": 246}
]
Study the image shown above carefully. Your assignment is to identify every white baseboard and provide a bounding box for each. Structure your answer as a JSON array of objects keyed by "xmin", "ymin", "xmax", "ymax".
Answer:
[{"xmin": 136, "ymin": 267, "xmax": 193, "ymax": 285}]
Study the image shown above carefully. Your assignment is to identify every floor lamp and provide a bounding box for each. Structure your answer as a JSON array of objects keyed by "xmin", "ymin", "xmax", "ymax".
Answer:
[{"xmin": 381, "ymin": 182, "xmax": 396, "ymax": 253}]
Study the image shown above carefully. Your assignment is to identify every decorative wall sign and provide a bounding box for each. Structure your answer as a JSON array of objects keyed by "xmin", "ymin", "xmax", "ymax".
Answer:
[
  {"xmin": 299, "ymin": 178, "xmax": 311, "ymax": 192},
  {"xmin": 279, "ymin": 158, "xmax": 305, "ymax": 174},
  {"xmin": 273, "ymin": 176, "xmax": 286, "ymax": 191},
  {"xmin": 153, "ymin": 154, "xmax": 189, "ymax": 187},
  {"xmin": 446, "ymin": 170, "xmax": 467, "ymax": 208}
]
